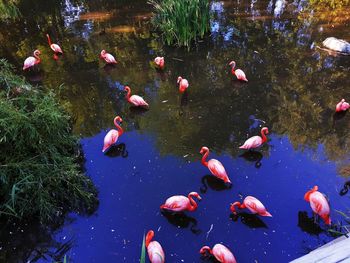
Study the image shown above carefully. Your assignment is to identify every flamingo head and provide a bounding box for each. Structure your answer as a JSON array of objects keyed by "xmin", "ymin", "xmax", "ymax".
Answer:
[
  {"xmin": 46, "ymin": 33, "xmax": 50, "ymax": 38},
  {"xmin": 145, "ymin": 230, "xmax": 155, "ymax": 248},
  {"xmin": 230, "ymin": 202, "xmax": 240, "ymax": 214},
  {"xmin": 229, "ymin": 60, "xmax": 236, "ymax": 68},
  {"xmin": 177, "ymin": 76, "xmax": 183, "ymax": 84},
  {"xmin": 189, "ymin": 192, "xmax": 202, "ymax": 200},
  {"xmin": 114, "ymin": 116, "xmax": 123, "ymax": 123},
  {"xmin": 200, "ymin": 146, "xmax": 209, "ymax": 155},
  {"xmin": 341, "ymin": 99, "xmax": 345, "ymax": 103},
  {"xmin": 261, "ymin": 127, "xmax": 269, "ymax": 134},
  {"xmin": 34, "ymin": 50, "xmax": 41, "ymax": 56},
  {"xmin": 199, "ymin": 246, "xmax": 212, "ymax": 255},
  {"xmin": 124, "ymin": 86, "xmax": 131, "ymax": 93},
  {"xmin": 304, "ymin": 185, "xmax": 318, "ymax": 201},
  {"xmin": 100, "ymin": 50, "xmax": 106, "ymax": 57}
]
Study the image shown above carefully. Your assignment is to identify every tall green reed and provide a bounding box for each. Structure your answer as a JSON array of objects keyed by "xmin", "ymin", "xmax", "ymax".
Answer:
[{"xmin": 149, "ymin": 0, "xmax": 210, "ymax": 49}]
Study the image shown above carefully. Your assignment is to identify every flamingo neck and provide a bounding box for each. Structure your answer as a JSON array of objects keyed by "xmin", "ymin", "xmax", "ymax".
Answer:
[
  {"xmin": 230, "ymin": 62, "xmax": 236, "ymax": 74},
  {"xmin": 200, "ymin": 246, "xmax": 212, "ymax": 256},
  {"xmin": 261, "ymin": 129, "xmax": 267, "ymax": 143},
  {"xmin": 126, "ymin": 88, "xmax": 131, "ymax": 102},
  {"xmin": 201, "ymin": 150, "xmax": 209, "ymax": 167},
  {"xmin": 46, "ymin": 34, "xmax": 52, "ymax": 46},
  {"xmin": 187, "ymin": 194, "xmax": 198, "ymax": 211},
  {"xmin": 114, "ymin": 118, "xmax": 123, "ymax": 136},
  {"xmin": 145, "ymin": 231, "xmax": 154, "ymax": 248},
  {"xmin": 34, "ymin": 51, "xmax": 41, "ymax": 62},
  {"xmin": 230, "ymin": 202, "xmax": 240, "ymax": 214}
]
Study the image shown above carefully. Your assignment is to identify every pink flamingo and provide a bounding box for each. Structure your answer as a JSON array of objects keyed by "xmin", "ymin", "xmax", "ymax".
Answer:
[
  {"xmin": 154, "ymin": 57, "xmax": 165, "ymax": 69},
  {"xmin": 177, "ymin": 76, "xmax": 189, "ymax": 93},
  {"xmin": 146, "ymin": 230, "xmax": 165, "ymax": 263},
  {"xmin": 230, "ymin": 196, "xmax": 272, "ymax": 217},
  {"xmin": 102, "ymin": 116, "xmax": 123, "ymax": 153},
  {"xmin": 100, "ymin": 50, "xmax": 117, "ymax": 64},
  {"xmin": 200, "ymin": 244, "xmax": 237, "ymax": 263},
  {"xmin": 46, "ymin": 34, "xmax": 63, "ymax": 54},
  {"xmin": 160, "ymin": 192, "xmax": 201, "ymax": 212},
  {"xmin": 229, "ymin": 61, "xmax": 248, "ymax": 82},
  {"xmin": 304, "ymin": 185, "xmax": 331, "ymax": 225},
  {"xmin": 23, "ymin": 50, "xmax": 41, "ymax": 70},
  {"xmin": 124, "ymin": 86, "xmax": 149, "ymax": 108},
  {"xmin": 335, "ymin": 99, "xmax": 350, "ymax": 112},
  {"xmin": 239, "ymin": 127, "xmax": 269, "ymax": 150},
  {"xmin": 200, "ymin": 147, "xmax": 231, "ymax": 184}
]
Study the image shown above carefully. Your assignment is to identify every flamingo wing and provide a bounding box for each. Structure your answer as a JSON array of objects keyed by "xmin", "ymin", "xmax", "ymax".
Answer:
[
  {"xmin": 148, "ymin": 241, "xmax": 165, "ymax": 263},
  {"xmin": 310, "ymin": 192, "xmax": 330, "ymax": 215},
  {"xmin": 102, "ymin": 129, "xmax": 119, "ymax": 152},
  {"xmin": 208, "ymin": 159, "xmax": 230, "ymax": 183},
  {"xmin": 239, "ymin": 136, "xmax": 262, "ymax": 150},
  {"xmin": 130, "ymin": 95, "xmax": 149, "ymax": 107},
  {"xmin": 104, "ymin": 53, "xmax": 117, "ymax": 64},
  {"xmin": 51, "ymin": 44, "xmax": 63, "ymax": 53},
  {"xmin": 213, "ymin": 244, "xmax": 237, "ymax": 263},
  {"xmin": 245, "ymin": 196, "xmax": 271, "ymax": 216},
  {"xmin": 23, "ymin": 56, "xmax": 36, "ymax": 70},
  {"xmin": 162, "ymin": 196, "xmax": 188, "ymax": 211},
  {"xmin": 235, "ymin": 69, "xmax": 248, "ymax": 82}
]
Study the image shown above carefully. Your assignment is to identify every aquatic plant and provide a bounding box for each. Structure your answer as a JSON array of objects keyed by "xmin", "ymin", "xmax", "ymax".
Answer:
[
  {"xmin": 140, "ymin": 232, "xmax": 146, "ymax": 263},
  {"xmin": 0, "ymin": 59, "xmax": 97, "ymax": 223},
  {"xmin": 149, "ymin": 0, "xmax": 210, "ymax": 48}
]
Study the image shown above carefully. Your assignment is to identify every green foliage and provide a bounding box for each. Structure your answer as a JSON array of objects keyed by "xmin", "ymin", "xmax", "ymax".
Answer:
[
  {"xmin": 149, "ymin": 0, "xmax": 210, "ymax": 48},
  {"xmin": 0, "ymin": 0, "xmax": 20, "ymax": 20},
  {"xmin": 140, "ymin": 232, "xmax": 146, "ymax": 263},
  {"xmin": 0, "ymin": 59, "xmax": 97, "ymax": 223},
  {"xmin": 309, "ymin": 0, "xmax": 349, "ymax": 9}
]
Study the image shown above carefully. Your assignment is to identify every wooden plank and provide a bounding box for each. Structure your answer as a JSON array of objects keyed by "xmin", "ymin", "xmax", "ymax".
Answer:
[{"xmin": 290, "ymin": 236, "xmax": 350, "ymax": 263}]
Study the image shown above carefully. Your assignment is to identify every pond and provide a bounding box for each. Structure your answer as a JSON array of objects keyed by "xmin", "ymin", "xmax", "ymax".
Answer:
[{"xmin": 1, "ymin": 0, "xmax": 350, "ymax": 262}]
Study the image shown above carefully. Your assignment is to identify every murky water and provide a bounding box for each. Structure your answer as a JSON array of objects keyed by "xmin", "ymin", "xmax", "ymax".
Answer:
[{"xmin": 1, "ymin": 0, "xmax": 350, "ymax": 262}]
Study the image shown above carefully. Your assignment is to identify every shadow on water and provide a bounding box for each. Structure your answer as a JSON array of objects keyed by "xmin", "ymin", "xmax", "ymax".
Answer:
[
  {"xmin": 332, "ymin": 111, "xmax": 347, "ymax": 127},
  {"xmin": 339, "ymin": 181, "xmax": 350, "ymax": 196},
  {"xmin": 103, "ymin": 64, "xmax": 117, "ymax": 74},
  {"xmin": 128, "ymin": 106, "xmax": 149, "ymax": 118},
  {"xmin": 105, "ymin": 143, "xmax": 128, "ymax": 158},
  {"xmin": 200, "ymin": 175, "xmax": 232, "ymax": 194},
  {"xmin": 297, "ymin": 211, "xmax": 324, "ymax": 235},
  {"xmin": 239, "ymin": 150, "xmax": 263, "ymax": 168},
  {"xmin": 0, "ymin": 219, "xmax": 74, "ymax": 263},
  {"xmin": 161, "ymin": 211, "xmax": 201, "ymax": 235},
  {"xmin": 230, "ymin": 213, "xmax": 268, "ymax": 229}
]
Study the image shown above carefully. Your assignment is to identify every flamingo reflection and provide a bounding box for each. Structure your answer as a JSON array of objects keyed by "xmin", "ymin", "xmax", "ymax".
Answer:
[
  {"xmin": 105, "ymin": 143, "xmax": 128, "ymax": 158},
  {"xmin": 230, "ymin": 212, "xmax": 268, "ymax": 228},
  {"xmin": 200, "ymin": 175, "xmax": 231, "ymax": 194},
  {"xmin": 161, "ymin": 211, "xmax": 201, "ymax": 234},
  {"xmin": 239, "ymin": 150, "xmax": 263, "ymax": 168}
]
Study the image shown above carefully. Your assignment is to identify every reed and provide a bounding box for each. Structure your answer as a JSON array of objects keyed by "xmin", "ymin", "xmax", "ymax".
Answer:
[
  {"xmin": 149, "ymin": 0, "xmax": 210, "ymax": 48},
  {"xmin": 140, "ymin": 232, "xmax": 146, "ymax": 263},
  {"xmin": 0, "ymin": 59, "xmax": 97, "ymax": 224}
]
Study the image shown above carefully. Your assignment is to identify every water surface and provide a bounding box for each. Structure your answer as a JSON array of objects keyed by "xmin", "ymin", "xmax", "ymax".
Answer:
[{"xmin": 0, "ymin": 0, "xmax": 350, "ymax": 262}]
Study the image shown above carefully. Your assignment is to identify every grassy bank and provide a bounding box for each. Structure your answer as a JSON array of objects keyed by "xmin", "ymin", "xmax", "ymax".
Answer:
[
  {"xmin": 149, "ymin": 0, "xmax": 210, "ymax": 48},
  {"xmin": 0, "ymin": 59, "xmax": 97, "ymax": 223}
]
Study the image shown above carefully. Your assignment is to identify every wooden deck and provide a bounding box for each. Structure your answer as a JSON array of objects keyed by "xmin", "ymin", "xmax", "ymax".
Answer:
[{"xmin": 290, "ymin": 236, "xmax": 350, "ymax": 263}]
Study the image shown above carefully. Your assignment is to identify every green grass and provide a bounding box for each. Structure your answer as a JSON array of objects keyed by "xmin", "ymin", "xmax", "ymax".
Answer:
[
  {"xmin": 149, "ymin": 0, "xmax": 210, "ymax": 48},
  {"xmin": 0, "ymin": 59, "xmax": 97, "ymax": 224}
]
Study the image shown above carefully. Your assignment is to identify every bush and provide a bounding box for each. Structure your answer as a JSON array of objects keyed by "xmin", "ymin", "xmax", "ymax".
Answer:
[
  {"xmin": 149, "ymin": 0, "xmax": 210, "ymax": 48},
  {"xmin": 0, "ymin": 59, "xmax": 97, "ymax": 223}
]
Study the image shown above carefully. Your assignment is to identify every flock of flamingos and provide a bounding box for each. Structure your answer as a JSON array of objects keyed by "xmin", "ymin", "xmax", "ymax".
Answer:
[{"xmin": 22, "ymin": 34, "xmax": 350, "ymax": 263}]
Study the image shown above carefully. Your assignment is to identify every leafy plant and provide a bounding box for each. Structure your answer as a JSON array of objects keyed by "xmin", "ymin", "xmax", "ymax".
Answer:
[
  {"xmin": 0, "ymin": 0, "xmax": 20, "ymax": 20},
  {"xmin": 149, "ymin": 0, "xmax": 210, "ymax": 48},
  {"xmin": 140, "ymin": 232, "xmax": 146, "ymax": 263},
  {"xmin": 0, "ymin": 59, "xmax": 98, "ymax": 223}
]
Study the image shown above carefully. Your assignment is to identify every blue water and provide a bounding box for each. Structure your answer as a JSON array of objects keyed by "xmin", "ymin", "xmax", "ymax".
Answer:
[{"xmin": 50, "ymin": 131, "xmax": 347, "ymax": 262}]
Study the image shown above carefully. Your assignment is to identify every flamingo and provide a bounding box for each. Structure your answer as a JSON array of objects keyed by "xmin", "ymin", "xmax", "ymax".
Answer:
[
  {"xmin": 100, "ymin": 50, "xmax": 117, "ymax": 64},
  {"xmin": 154, "ymin": 57, "xmax": 165, "ymax": 69},
  {"xmin": 124, "ymin": 86, "xmax": 149, "ymax": 108},
  {"xmin": 239, "ymin": 127, "xmax": 269, "ymax": 150},
  {"xmin": 336, "ymin": 99, "xmax": 350, "ymax": 112},
  {"xmin": 46, "ymin": 34, "xmax": 63, "ymax": 54},
  {"xmin": 304, "ymin": 185, "xmax": 331, "ymax": 225},
  {"xmin": 102, "ymin": 116, "xmax": 123, "ymax": 153},
  {"xmin": 200, "ymin": 147, "xmax": 231, "ymax": 184},
  {"xmin": 177, "ymin": 76, "xmax": 189, "ymax": 93},
  {"xmin": 146, "ymin": 230, "xmax": 165, "ymax": 263},
  {"xmin": 229, "ymin": 61, "xmax": 248, "ymax": 82},
  {"xmin": 230, "ymin": 196, "xmax": 272, "ymax": 217},
  {"xmin": 23, "ymin": 50, "xmax": 41, "ymax": 70},
  {"xmin": 160, "ymin": 192, "xmax": 201, "ymax": 212},
  {"xmin": 200, "ymin": 244, "xmax": 237, "ymax": 263}
]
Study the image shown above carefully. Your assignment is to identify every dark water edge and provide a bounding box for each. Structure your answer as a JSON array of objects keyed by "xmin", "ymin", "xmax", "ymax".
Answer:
[{"xmin": 0, "ymin": 0, "xmax": 350, "ymax": 262}]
